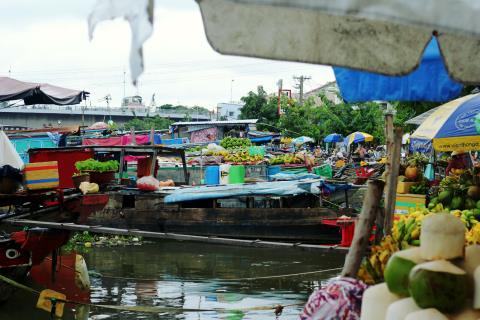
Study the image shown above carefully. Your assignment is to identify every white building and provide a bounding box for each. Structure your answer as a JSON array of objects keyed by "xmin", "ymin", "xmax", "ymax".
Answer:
[{"xmin": 216, "ymin": 102, "xmax": 244, "ymax": 120}]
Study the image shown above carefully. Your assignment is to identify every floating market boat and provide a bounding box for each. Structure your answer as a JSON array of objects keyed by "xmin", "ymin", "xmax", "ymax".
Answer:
[{"xmin": 11, "ymin": 145, "xmax": 361, "ymax": 246}]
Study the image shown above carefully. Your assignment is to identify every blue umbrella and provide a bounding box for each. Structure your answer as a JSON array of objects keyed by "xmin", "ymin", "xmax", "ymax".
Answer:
[
  {"xmin": 334, "ymin": 37, "xmax": 463, "ymax": 103},
  {"xmin": 323, "ymin": 133, "xmax": 343, "ymax": 143}
]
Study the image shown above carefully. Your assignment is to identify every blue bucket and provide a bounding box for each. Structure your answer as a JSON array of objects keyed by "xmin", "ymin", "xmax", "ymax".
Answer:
[
  {"xmin": 205, "ymin": 166, "xmax": 220, "ymax": 185},
  {"xmin": 267, "ymin": 165, "xmax": 281, "ymax": 180}
]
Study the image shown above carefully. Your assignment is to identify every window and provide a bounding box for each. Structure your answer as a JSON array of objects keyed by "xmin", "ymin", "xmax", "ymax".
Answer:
[{"xmin": 229, "ymin": 111, "xmax": 234, "ymax": 116}]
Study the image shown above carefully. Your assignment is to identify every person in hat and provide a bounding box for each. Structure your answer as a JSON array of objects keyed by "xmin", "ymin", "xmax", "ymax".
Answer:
[{"xmin": 446, "ymin": 150, "xmax": 472, "ymax": 175}]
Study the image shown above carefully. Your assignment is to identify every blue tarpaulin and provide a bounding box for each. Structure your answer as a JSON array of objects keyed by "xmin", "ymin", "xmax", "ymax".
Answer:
[
  {"xmin": 334, "ymin": 37, "xmax": 463, "ymax": 103},
  {"xmin": 164, "ymin": 179, "xmax": 321, "ymax": 203}
]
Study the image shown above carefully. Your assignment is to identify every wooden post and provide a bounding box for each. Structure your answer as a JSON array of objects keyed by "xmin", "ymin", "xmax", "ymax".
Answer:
[
  {"xmin": 384, "ymin": 128, "xmax": 403, "ymax": 234},
  {"xmin": 375, "ymin": 207, "xmax": 385, "ymax": 244},
  {"xmin": 118, "ymin": 148, "xmax": 125, "ymax": 184},
  {"xmin": 130, "ymin": 127, "xmax": 136, "ymax": 146},
  {"xmin": 150, "ymin": 149, "xmax": 158, "ymax": 178},
  {"xmin": 341, "ymin": 180, "xmax": 385, "ymax": 278},
  {"xmin": 150, "ymin": 127, "xmax": 155, "ymax": 145}
]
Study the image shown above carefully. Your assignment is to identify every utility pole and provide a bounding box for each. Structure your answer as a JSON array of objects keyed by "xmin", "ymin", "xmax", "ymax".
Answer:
[
  {"xmin": 123, "ymin": 70, "xmax": 126, "ymax": 99},
  {"xmin": 277, "ymin": 79, "xmax": 283, "ymax": 116},
  {"xmin": 294, "ymin": 75, "xmax": 311, "ymax": 105}
]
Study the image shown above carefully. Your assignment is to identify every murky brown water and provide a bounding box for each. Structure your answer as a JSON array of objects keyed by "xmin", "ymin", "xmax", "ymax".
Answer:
[{"xmin": 0, "ymin": 241, "xmax": 345, "ymax": 319}]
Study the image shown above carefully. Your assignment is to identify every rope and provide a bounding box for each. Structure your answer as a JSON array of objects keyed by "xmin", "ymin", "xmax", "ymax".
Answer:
[
  {"xmin": 98, "ymin": 267, "xmax": 343, "ymax": 282},
  {"xmin": 0, "ymin": 273, "xmax": 304, "ymax": 315}
]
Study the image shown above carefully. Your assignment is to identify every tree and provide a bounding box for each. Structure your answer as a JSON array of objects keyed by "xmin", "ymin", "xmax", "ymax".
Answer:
[
  {"xmin": 239, "ymin": 86, "xmax": 279, "ymax": 130},
  {"xmin": 124, "ymin": 115, "xmax": 172, "ymax": 130}
]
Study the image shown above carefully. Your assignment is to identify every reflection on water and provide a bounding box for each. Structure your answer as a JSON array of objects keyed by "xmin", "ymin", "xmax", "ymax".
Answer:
[{"xmin": 0, "ymin": 241, "xmax": 345, "ymax": 320}]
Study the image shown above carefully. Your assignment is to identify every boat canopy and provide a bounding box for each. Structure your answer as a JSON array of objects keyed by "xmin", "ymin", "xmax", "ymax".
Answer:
[{"xmin": 0, "ymin": 77, "xmax": 88, "ymax": 105}]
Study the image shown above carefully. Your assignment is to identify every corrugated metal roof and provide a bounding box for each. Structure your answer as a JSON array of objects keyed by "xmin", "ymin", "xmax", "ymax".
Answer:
[
  {"xmin": 405, "ymin": 107, "xmax": 439, "ymax": 126},
  {"xmin": 172, "ymin": 119, "xmax": 258, "ymax": 126}
]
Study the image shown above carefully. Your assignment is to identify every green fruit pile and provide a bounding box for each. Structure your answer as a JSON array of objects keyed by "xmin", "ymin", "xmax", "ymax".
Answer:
[
  {"xmin": 220, "ymin": 137, "xmax": 251, "ymax": 149},
  {"xmin": 269, "ymin": 154, "xmax": 303, "ymax": 165},
  {"xmin": 433, "ymin": 170, "xmax": 480, "ymax": 212}
]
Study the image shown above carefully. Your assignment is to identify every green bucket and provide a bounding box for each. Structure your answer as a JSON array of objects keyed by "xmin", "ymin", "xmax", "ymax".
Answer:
[{"xmin": 229, "ymin": 165, "xmax": 245, "ymax": 184}]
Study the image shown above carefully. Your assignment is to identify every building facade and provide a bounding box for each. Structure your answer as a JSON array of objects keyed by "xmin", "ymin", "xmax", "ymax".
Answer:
[{"xmin": 216, "ymin": 102, "xmax": 245, "ymax": 120}]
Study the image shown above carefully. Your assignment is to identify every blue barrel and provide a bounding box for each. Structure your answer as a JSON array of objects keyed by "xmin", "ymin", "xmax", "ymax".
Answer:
[
  {"xmin": 205, "ymin": 166, "xmax": 220, "ymax": 185},
  {"xmin": 267, "ymin": 165, "xmax": 281, "ymax": 180}
]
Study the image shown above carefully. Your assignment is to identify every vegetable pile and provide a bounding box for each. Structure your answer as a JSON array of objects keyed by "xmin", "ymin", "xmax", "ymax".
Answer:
[
  {"xmin": 75, "ymin": 159, "xmax": 119, "ymax": 172},
  {"xmin": 219, "ymin": 137, "xmax": 251, "ymax": 149}
]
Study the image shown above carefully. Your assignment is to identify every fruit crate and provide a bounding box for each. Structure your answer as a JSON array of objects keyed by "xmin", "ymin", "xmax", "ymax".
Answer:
[{"xmin": 394, "ymin": 193, "xmax": 426, "ymax": 215}]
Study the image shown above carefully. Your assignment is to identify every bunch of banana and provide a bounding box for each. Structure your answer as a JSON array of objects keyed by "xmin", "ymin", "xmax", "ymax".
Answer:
[
  {"xmin": 392, "ymin": 208, "xmax": 428, "ymax": 249},
  {"xmin": 280, "ymin": 137, "xmax": 293, "ymax": 144},
  {"xmin": 358, "ymin": 235, "xmax": 399, "ymax": 285},
  {"xmin": 212, "ymin": 150, "xmax": 229, "ymax": 157},
  {"xmin": 451, "ymin": 209, "xmax": 478, "ymax": 229},
  {"xmin": 429, "ymin": 202, "xmax": 446, "ymax": 213},
  {"xmin": 223, "ymin": 151, "xmax": 263, "ymax": 164},
  {"xmin": 466, "ymin": 223, "xmax": 480, "ymax": 245}
]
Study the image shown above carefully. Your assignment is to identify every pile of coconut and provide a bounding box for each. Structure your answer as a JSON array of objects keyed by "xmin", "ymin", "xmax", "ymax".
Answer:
[{"xmin": 361, "ymin": 213, "xmax": 480, "ymax": 320}]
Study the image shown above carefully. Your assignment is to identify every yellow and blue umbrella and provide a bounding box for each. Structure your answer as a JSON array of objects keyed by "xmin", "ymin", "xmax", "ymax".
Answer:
[
  {"xmin": 344, "ymin": 132, "xmax": 373, "ymax": 145},
  {"xmin": 410, "ymin": 93, "xmax": 480, "ymax": 152}
]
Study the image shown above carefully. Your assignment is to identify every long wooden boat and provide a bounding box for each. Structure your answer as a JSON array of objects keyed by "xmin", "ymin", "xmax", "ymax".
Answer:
[{"xmin": 14, "ymin": 146, "xmax": 358, "ymax": 245}]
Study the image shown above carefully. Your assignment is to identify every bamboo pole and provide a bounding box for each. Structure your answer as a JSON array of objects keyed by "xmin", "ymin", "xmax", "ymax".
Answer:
[
  {"xmin": 383, "ymin": 128, "xmax": 403, "ymax": 233},
  {"xmin": 341, "ymin": 179, "xmax": 385, "ymax": 277}
]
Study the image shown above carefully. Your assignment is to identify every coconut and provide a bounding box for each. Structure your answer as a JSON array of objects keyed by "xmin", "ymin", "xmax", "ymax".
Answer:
[
  {"xmin": 360, "ymin": 283, "xmax": 400, "ymax": 320},
  {"xmin": 404, "ymin": 308, "xmax": 449, "ymax": 320},
  {"xmin": 384, "ymin": 247, "xmax": 424, "ymax": 297},
  {"xmin": 468, "ymin": 186, "xmax": 480, "ymax": 200},
  {"xmin": 451, "ymin": 308, "xmax": 480, "ymax": 320},
  {"xmin": 409, "ymin": 260, "xmax": 467, "ymax": 313},
  {"xmin": 463, "ymin": 245, "xmax": 480, "ymax": 276},
  {"xmin": 474, "ymin": 266, "xmax": 480, "ymax": 309},
  {"xmin": 385, "ymin": 298, "xmax": 421, "ymax": 320},
  {"xmin": 420, "ymin": 213, "xmax": 465, "ymax": 260}
]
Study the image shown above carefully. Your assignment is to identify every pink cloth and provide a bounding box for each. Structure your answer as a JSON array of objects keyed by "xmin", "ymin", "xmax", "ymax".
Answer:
[
  {"xmin": 83, "ymin": 134, "xmax": 150, "ymax": 146},
  {"xmin": 300, "ymin": 277, "xmax": 367, "ymax": 320}
]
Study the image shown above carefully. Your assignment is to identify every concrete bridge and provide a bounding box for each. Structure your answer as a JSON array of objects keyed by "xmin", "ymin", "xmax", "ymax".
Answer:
[{"xmin": 0, "ymin": 105, "xmax": 212, "ymax": 129}]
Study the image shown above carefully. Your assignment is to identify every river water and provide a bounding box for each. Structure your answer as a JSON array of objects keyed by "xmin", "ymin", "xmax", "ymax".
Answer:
[{"xmin": 1, "ymin": 241, "xmax": 345, "ymax": 320}]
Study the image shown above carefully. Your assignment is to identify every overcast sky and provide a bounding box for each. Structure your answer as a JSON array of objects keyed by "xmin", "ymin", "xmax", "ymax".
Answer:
[{"xmin": 0, "ymin": 0, "xmax": 335, "ymax": 110}]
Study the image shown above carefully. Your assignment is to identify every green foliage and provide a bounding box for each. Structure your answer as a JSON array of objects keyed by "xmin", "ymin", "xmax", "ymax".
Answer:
[
  {"xmin": 238, "ymin": 86, "xmax": 469, "ymax": 144},
  {"xmin": 75, "ymin": 159, "xmax": 119, "ymax": 172},
  {"xmin": 239, "ymin": 86, "xmax": 279, "ymax": 130},
  {"xmin": 124, "ymin": 115, "xmax": 172, "ymax": 131}
]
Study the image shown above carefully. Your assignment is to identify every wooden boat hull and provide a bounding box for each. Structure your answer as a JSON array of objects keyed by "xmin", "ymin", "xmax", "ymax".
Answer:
[{"xmin": 84, "ymin": 194, "xmax": 343, "ymax": 244}]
